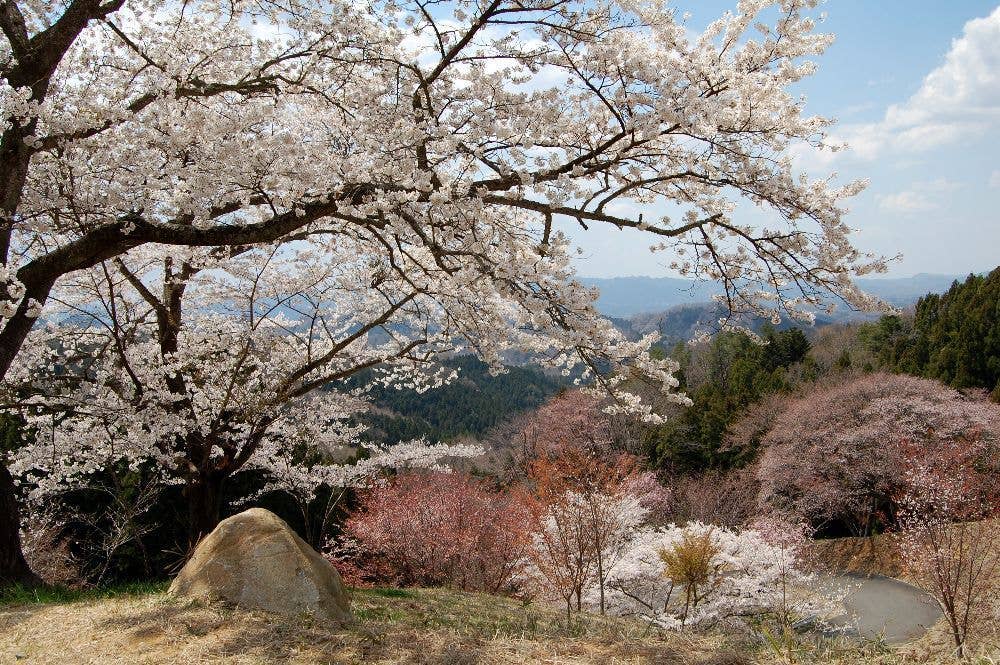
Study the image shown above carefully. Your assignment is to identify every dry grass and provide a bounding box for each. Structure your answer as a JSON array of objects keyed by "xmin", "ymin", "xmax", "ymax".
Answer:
[
  {"xmin": 0, "ymin": 586, "xmax": 733, "ymax": 664},
  {"xmin": 898, "ymin": 616, "xmax": 1000, "ymax": 663},
  {"xmin": 807, "ymin": 534, "xmax": 905, "ymax": 579},
  {"xmin": 1, "ymin": 582, "xmax": 996, "ymax": 664}
]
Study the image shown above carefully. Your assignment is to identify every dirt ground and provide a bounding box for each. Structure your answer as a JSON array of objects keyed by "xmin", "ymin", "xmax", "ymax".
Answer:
[{"xmin": 808, "ymin": 533, "xmax": 905, "ymax": 578}]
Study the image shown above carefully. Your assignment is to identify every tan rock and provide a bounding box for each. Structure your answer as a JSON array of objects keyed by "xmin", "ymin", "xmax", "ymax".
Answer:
[{"xmin": 169, "ymin": 507, "xmax": 351, "ymax": 622}]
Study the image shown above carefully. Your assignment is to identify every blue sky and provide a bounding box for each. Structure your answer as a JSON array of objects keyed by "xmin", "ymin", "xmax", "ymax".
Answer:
[{"xmin": 569, "ymin": 1, "xmax": 1000, "ymax": 278}]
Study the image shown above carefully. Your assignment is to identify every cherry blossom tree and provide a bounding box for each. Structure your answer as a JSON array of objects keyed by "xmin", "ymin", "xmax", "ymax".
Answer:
[
  {"xmin": 521, "ymin": 445, "xmax": 664, "ymax": 618},
  {"xmin": 897, "ymin": 439, "xmax": 1000, "ymax": 658},
  {"xmin": 8, "ymin": 241, "xmax": 479, "ymax": 544},
  {"xmin": 753, "ymin": 373, "xmax": 1000, "ymax": 536},
  {"xmin": 1, "ymin": 0, "xmax": 887, "ymax": 585},
  {"xmin": 523, "ymin": 489, "xmax": 606, "ymax": 622},
  {"xmin": 487, "ymin": 390, "xmax": 617, "ymax": 482}
]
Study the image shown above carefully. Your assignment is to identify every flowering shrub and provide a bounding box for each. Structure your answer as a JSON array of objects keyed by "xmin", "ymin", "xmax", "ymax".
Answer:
[
  {"xmin": 520, "ymin": 445, "xmax": 665, "ymax": 617},
  {"xmin": 604, "ymin": 522, "xmax": 830, "ymax": 631},
  {"xmin": 248, "ymin": 437, "xmax": 483, "ymax": 547},
  {"xmin": 342, "ymin": 471, "xmax": 529, "ymax": 593}
]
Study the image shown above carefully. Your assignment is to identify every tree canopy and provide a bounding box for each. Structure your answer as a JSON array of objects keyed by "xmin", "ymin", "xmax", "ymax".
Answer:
[
  {"xmin": 1, "ymin": 0, "xmax": 887, "ymax": 586},
  {"xmin": 859, "ymin": 268, "xmax": 1000, "ymax": 399},
  {"xmin": 645, "ymin": 326, "xmax": 813, "ymax": 471}
]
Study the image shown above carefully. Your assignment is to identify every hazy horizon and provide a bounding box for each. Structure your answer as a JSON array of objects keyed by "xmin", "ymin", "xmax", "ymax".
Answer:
[{"xmin": 574, "ymin": 271, "xmax": 977, "ymax": 281}]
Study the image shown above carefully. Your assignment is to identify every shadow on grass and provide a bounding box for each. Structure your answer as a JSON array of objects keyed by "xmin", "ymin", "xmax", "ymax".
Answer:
[
  {"xmin": 360, "ymin": 587, "xmax": 417, "ymax": 599},
  {"xmin": 0, "ymin": 580, "xmax": 170, "ymax": 608}
]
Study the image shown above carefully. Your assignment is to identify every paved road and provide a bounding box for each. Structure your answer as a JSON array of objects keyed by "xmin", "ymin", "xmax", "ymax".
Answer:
[{"xmin": 819, "ymin": 573, "xmax": 942, "ymax": 643}]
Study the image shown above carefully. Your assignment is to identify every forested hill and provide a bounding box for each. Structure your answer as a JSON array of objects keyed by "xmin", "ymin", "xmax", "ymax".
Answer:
[
  {"xmin": 354, "ymin": 271, "xmax": 999, "ymax": 445},
  {"xmin": 354, "ymin": 355, "xmax": 566, "ymax": 444},
  {"xmin": 859, "ymin": 267, "xmax": 1000, "ymax": 397},
  {"xmin": 615, "ymin": 302, "xmax": 845, "ymax": 348}
]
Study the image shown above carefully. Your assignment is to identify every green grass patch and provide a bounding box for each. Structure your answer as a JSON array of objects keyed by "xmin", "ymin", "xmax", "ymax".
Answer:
[{"xmin": 0, "ymin": 579, "xmax": 169, "ymax": 607}]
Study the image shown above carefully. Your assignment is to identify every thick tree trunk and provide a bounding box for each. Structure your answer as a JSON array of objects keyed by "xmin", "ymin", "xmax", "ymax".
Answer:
[
  {"xmin": 185, "ymin": 472, "xmax": 228, "ymax": 548},
  {"xmin": 0, "ymin": 463, "xmax": 41, "ymax": 588}
]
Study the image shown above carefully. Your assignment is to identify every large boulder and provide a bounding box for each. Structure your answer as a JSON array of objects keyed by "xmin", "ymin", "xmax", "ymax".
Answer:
[{"xmin": 169, "ymin": 507, "xmax": 351, "ymax": 622}]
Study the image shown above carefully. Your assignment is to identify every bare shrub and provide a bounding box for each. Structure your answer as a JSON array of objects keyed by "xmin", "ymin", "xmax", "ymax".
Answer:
[
  {"xmin": 666, "ymin": 468, "xmax": 760, "ymax": 530},
  {"xmin": 21, "ymin": 515, "xmax": 83, "ymax": 588}
]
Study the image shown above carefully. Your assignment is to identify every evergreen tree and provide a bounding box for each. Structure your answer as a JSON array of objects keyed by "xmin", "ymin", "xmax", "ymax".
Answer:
[
  {"xmin": 645, "ymin": 327, "xmax": 812, "ymax": 471},
  {"xmin": 859, "ymin": 268, "xmax": 1000, "ymax": 398}
]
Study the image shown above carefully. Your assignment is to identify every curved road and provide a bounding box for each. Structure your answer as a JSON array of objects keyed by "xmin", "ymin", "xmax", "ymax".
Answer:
[{"xmin": 817, "ymin": 573, "xmax": 942, "ymax": 643}]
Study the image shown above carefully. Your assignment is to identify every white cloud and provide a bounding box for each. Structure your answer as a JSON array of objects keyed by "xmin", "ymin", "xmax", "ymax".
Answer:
[
  {"xmin": 835, "ymin": 7, "xmax": 1000, "ymax": 161},
  {"xmin": 877, "ymin": 191, "xmax": 935, "ymax": 214},
  {"xmin": 877, "ymin": 178, "xmax": 961, "ymax": 214},
  {"xmin": 990, "ymin": 170, "xmax": 1000, "ymax": 188}
]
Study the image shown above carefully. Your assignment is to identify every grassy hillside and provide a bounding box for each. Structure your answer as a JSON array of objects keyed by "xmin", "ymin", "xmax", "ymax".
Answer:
[
  {"xmin": 0, "ymin": 584, "xmax": 962, "ymax": 664},
  {"xmin": 0, "ymin": 586, "xmax": 731, "ymax": 664}
]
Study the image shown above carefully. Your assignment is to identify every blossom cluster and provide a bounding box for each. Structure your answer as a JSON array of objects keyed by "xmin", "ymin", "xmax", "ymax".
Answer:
[
  {"xmin": 1, "ymin": 0, "xmax": 888, "ymax": 414},
  {"xmin": 603, "ymin": 522, "xmax": 832, "ymax": 630}
]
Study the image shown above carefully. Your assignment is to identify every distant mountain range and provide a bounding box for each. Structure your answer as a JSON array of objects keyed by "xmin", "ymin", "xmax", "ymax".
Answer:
[
  {"xmin": 614, "ymin": 302, "xmax": 852, "ymax": 347},
  {"xmin": 579, "ymin": 273, "xmax": 966, "ymax": 318}
]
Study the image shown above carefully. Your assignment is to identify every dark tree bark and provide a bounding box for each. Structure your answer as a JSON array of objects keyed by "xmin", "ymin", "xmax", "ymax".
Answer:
[
  {"xmin": 184, "ymin": 471, "xmax": 229, "ymax": 547},
  {"xmin": 0, "ymin": 463, "xmax": 41, "ymax": 587},
  {"xmin": 0, "ymin": 0, "xmax": 130, "ymax": 590}
]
